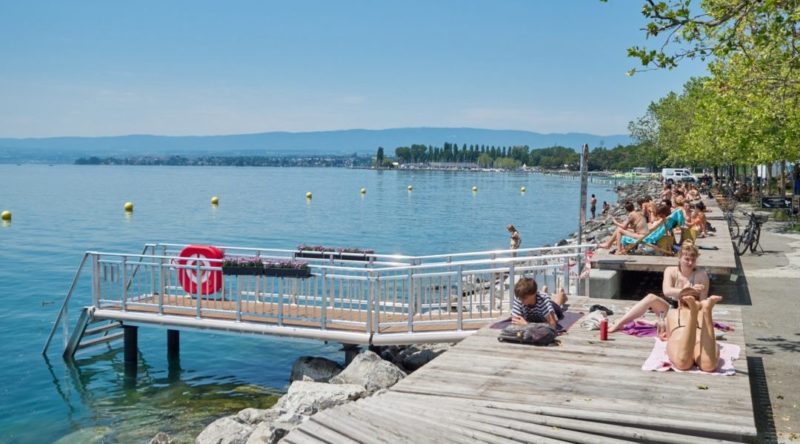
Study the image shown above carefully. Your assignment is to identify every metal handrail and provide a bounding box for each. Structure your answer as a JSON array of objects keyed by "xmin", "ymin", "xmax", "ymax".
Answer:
[
  {"xmin": 42, "ymin": 252, "xmax": 89, "ymax": 355},
  {"xmin": 44, "ymin": 243, "xmax": 593, "ymax": 355}
]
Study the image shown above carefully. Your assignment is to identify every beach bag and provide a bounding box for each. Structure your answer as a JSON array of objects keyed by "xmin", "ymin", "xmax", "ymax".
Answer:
[{"xmin": 497, "ymin": 323, "xmax": 557, "ymax": 346}]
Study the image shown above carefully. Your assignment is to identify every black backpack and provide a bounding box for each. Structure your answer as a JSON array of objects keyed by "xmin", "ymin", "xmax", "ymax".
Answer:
[{"xmin": 497, "ymin": 323, "xmax": 557, "ymax": 346}]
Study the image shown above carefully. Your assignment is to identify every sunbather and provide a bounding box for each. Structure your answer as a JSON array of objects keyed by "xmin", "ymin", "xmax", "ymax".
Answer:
[
  {"xmin": 666, "ymin": 287, "xmax": 721, "ymax": 372},
  {"xmin": 597, "ymin": 201, "xmax": 648, "ymax": 250},
  {"xmin": 609, "ymin": 243, "xmax": 709, "ymax": 333}
]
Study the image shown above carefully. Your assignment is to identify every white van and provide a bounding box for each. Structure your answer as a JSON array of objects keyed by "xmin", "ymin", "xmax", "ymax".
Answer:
[{"xmin": 661, "ymin": 168, "xmax": 697, "ymax": 184}]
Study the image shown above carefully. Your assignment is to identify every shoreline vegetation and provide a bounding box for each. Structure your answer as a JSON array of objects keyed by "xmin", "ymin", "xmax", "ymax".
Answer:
[{"xmin": 73, "ymin": 142, "xmax": 652, "ymax": 172}]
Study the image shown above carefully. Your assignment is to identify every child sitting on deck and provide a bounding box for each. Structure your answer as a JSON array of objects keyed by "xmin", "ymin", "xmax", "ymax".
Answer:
[{"xmin": 511, "ymin": 278, "xmax": 567, "ymax": 330}]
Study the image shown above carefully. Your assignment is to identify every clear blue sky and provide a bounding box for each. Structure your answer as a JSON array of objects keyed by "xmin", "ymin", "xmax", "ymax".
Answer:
[{"xmin": 0, "ymin": 0, "xmax": 706, "ymax": 138}]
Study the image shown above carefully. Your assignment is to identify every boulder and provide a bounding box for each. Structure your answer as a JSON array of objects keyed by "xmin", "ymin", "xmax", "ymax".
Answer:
[
  {"xmin": 149, "ymin": 432, "xmax": 175, "ymax": 444},
  {"xmin": 330, "ymin": 350, "xmax": 406, "ymax": 393},
  {"xmin": 195, "ymin": 416, "xmax": 255, "ymax": 444},
  {"xmin": 272, "ymin": 380, "xmax": 367, "ymax": 424},
  {"xmin": 395, "ymin": 343, "xmax": 451, "ymax": 372},
  {"xmin": 289, "ymin": 356, "xmax": 343, "ymax": 383}
]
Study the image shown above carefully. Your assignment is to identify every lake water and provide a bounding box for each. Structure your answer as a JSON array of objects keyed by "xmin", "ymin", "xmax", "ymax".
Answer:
[{"xmin": 0, "ymin": 165, "xmax": 617, "ymax": 443}]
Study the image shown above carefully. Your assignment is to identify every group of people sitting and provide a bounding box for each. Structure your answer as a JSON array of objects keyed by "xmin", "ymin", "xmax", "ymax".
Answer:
[
  {"xmin": 596, "ymin": 182, "xmax": 709, "ymax": 254},
  {"xmin": 511, "ymin": 242, "xmax": 722, "ymax": 372}
]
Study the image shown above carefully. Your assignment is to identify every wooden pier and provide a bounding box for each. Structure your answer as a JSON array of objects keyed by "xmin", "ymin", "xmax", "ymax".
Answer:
[
  {"xmin": 285, "ymin": 296, "xmax": 757, "ymax": 443},
  {"xmin": 591, "ymin": 198, "xmax": 738, "ymax": 276}
]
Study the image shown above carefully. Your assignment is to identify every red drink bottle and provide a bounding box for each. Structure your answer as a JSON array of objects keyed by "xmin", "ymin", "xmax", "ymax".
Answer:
[{"xmin": 600, "ymin": 319, "xmax": 608, "ymax": 341}]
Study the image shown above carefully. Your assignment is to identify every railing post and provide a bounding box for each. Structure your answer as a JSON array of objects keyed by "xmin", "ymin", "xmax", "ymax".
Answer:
[
  {"xmin": 195, "ymin": 260, "xmax": 201, "ymax": 319},
  {"xmin": 407, "ymin": 269, "xmax": 415, "ymax": 333},
  {"xmin": 122, "ymin": 256, "xmax": 128, "ymax": 311},
  {"xmin": 158, "ymin": 256, "xmax": 165, "ymax": 315},
  {"xmin": 277, "ymin": 277, "xmax": 284, "ymax": 327},
  {"xmin": 367, "ymin": 273, "xmax": 375, "ymax": 335},
  {"xmin": 456, "ymin": 266, "xmax": 463, "ymax": 331},
  {"xmin": 321, "ymin": 272, "xmax": 327, "ymax": 330},
  {"xmin": 235, "ymin": 275, "xmax": 242, "ymax": 322},
  {"xmin": 508, "ymin": 262, "xmax": 515, "ymax": 312}
]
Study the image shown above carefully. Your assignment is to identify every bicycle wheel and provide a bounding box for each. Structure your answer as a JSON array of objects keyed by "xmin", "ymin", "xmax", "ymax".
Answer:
[
  {"xmin": 736, "ymin": 227, "xmax": 752, "ymax": 255},
  {"xmin": 749, "ymin": 225, "xmax": 761, "ymax": 253},
  {"xmin": 728, "ymin": 216, "xmax": 739, "ymax": 239}
]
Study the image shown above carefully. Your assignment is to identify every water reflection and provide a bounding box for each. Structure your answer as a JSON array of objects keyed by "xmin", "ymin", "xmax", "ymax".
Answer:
[{"xmin": 44, "ymin": 347, "xmax": 281, "ymax": 443}]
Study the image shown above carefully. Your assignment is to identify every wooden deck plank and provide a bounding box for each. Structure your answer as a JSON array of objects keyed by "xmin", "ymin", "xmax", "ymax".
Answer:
[{"xmin": 286, "ymin": 296, "xmax": 756, "ymax": 442}]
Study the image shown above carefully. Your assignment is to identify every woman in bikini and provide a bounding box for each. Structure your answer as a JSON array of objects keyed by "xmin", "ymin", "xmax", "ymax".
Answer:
[
  {"xmin": 608, "ymin": 242, "xmax": 710, "ymax": 332},
  {"xmin": 666, "ymin": 287, "xmax": 721, "ymax": 372}
]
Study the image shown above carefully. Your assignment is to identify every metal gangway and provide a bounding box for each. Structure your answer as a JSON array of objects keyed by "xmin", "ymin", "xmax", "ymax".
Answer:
[{"xmin": 43, "ymin": 242, "xmax": 593, "ymax": 359}]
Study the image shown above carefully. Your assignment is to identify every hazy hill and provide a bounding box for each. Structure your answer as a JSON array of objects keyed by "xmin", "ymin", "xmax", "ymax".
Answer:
[{"xmin": 0, "ymin": 127, "xmax": 631, "ymax": 162}]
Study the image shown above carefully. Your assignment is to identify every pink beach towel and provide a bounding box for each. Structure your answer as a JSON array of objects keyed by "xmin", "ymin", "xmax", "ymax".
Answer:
[{"xmin": 641, "ymin": 338, "xmax": 740, "ymax": 375}]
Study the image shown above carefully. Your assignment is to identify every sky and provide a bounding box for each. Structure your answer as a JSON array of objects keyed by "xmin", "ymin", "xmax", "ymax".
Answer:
[{"xmin": 0, "ymin": 0, "xmax": 707, "ymax": 138}]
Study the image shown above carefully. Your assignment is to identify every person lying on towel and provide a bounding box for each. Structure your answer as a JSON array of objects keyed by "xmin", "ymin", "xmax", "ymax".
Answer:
[
  {"xmin": 511, "ymin": 277, "xmax": 567, "ymax": 331},
  {"xmin": 665, "ymin": 287, "xmax": 722, "ymax": 372}
]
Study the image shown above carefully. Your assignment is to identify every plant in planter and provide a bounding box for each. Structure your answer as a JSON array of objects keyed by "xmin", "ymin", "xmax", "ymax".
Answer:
[
  {"xmin": 222, "ymin": 257, "xmax": 265, "ymax": 275},
  {"xmin": 295, "ymin": 244, "xmax": 374, "ymax": 261},
  {"xmin": 262, "ymin": 259, "xmax": 312, "ymax": 278}
]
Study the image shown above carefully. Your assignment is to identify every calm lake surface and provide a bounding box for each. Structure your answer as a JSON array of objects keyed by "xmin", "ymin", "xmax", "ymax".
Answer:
[{"xmin": 0, "ymin": 165, "xmax": 617, "ymax": 443}]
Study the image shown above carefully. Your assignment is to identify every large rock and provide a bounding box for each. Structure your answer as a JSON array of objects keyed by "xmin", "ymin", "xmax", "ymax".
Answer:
[
  {"xmin": 330, "ymin": 350, "xmax": 406, "ymax": 393},
  {"xmin": 395, "ymin": 343, "xmax": 452, "ymax": 372},
  {"xmin": 272, "ymin": 380, "xmax": 366, "ymax": 422},
  {"xmin": 149, "ymin": 432, "xmax": 175, "ymax": 444},
  {"xmin": 289, "ymin": 356, "xmax": 343, "ymax": 383},
  {"xmin": 243, "ymin": 380, "xmax": 367, "ymax": 443},
  {"xmin": 195, "ymin": 416, "xmax": 255, "ymax": 444}
]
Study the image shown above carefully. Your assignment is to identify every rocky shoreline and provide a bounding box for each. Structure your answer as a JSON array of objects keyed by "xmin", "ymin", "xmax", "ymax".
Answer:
[
  {"xmin": 561, "ymin": 180, "xmax": 664, "ymax": 248},
  {"xmin": 150, "ymin": 182, "xmax": 660, "ymax": 444},
  {"xmin": 145, "ymin": 343, "xmax": 453, "ymax": 444}
]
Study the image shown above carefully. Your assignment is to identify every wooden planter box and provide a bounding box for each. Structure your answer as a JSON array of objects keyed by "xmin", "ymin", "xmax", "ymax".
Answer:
[
  {"xmin": 222, "ymin": 266, "xmax": 311, "ymax": 278},
  {"xmin": 263, "ymin": 267, "xmax": 312, "ymax": 278},
  {"xmin": 222, "ymin": 266, "xmax": 263, "ymax": 276},
  {"xmin": 295, "ymin": 251, "xmax": 372, "ymax": 261}
]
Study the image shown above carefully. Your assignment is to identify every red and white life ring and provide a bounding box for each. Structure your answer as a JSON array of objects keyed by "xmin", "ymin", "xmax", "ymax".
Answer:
[{"xmin": 177, "ymin": 245, "xmax": 224, "ymax": 295}]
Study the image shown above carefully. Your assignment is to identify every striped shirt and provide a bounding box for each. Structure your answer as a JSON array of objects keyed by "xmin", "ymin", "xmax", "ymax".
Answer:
[{"xmin": 512, "ymin": 292, "xmax": 556, "ymax": 324}]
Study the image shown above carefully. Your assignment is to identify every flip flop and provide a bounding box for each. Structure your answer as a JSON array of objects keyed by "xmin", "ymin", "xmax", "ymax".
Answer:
[{"xmin": 589, "ymin": 304, "xmax": 614, "ymax": 316}]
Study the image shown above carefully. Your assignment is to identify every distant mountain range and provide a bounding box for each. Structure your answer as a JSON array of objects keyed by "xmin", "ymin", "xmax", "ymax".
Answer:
[{"xmin": 0, "ymin": 127, "xmax": 631, "ymax": 163}]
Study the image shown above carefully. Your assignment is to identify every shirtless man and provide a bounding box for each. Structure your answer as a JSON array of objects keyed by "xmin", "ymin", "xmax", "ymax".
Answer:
[
  {"xmin": 609, "ymin": 243, "xmax": 709, "ymax": 332},
  {"xmin": 597, "ymin": 201, "xmax": 648, "ymax": 250}
]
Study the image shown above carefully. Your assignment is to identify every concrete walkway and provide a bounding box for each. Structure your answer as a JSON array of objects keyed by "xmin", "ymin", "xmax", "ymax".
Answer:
[{"xmin": 730, "ymin": 213, "xmax": 800, "ymax": 443}]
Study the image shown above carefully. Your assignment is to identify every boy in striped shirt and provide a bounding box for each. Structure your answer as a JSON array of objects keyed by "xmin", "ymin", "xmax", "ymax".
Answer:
[{"xmin": 511, "ymin": 278, "xmax": 566, "ymax": 330}]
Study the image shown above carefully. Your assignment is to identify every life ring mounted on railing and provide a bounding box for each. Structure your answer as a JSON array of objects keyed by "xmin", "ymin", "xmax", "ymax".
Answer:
[{"xmin": 177, "ymin": 245, "xmax": 224, "ymax": 295}]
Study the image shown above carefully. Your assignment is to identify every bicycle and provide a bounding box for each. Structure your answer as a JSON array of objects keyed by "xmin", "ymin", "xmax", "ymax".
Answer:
[
  {"xmin": 735, "ymin": 211, "xmax": 768, "ymax": 255},
  {"xmin": 721, "ymin": 199, "xmax": 739, "ymax": 239}
]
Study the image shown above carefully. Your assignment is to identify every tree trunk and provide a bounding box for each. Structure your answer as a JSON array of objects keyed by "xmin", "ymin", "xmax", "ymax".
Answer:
[
  {"xmin": 766, "ymin": 163, "xmax": 773, "ymax": 196},
  {"xmin": 752, "ymin": 165, "xmax": 759, "ymax": 203},
  {"xmin": 780, "ymin": 160, "xmax": 787, "ymax": 197}
]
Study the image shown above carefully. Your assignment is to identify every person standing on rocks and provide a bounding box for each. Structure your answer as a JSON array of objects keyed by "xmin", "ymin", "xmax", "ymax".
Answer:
[
  {"xmin": 507, "ymin": 224, "xmax": 521, "ymax": 256},
  {"xmin": 590, "ymin": 194, "xmax": 597, "ymax": 219}
]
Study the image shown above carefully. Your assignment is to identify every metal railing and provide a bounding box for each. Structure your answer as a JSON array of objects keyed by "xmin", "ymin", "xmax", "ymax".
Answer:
[{"xmin": 43, "ymin": 243, "xmax": 593, "ymax": 354}]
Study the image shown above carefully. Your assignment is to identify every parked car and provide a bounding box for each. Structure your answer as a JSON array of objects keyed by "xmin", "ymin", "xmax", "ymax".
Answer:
[{"xmin": 661, "ymin": 168, "xmax": 698, "ymax": 184}]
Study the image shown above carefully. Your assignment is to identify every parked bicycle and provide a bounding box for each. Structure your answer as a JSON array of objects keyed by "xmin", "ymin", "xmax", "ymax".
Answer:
[
  {"xmin": 722, "ymin": 200, "xmax": 739, "ymax": 239},
  {"xmin": 735, "ymin": 211, "xmax": 768, "ymax": 255}
]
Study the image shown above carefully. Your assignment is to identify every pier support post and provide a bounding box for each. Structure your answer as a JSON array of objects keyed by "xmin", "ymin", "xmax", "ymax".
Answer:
[
  {"xmin": 342, "ymin": 344, "xmax": 360, "ymax": 365},
  {"xmin": 167, "ymin": 329, "xmax": 180, "ymax": 359},
  {"xmin": 123, "ymin": 325, "xmax": 138, "ymax": 378},
  {"xmin": 167, "ymin": 330, "xmax": 181, "ymax": 381}
]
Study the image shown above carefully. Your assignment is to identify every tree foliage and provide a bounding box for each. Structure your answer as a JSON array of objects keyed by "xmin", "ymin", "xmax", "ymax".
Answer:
[{"xmin": 625, "ymin": 0, "xmax": 800, "ymax": 171}]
